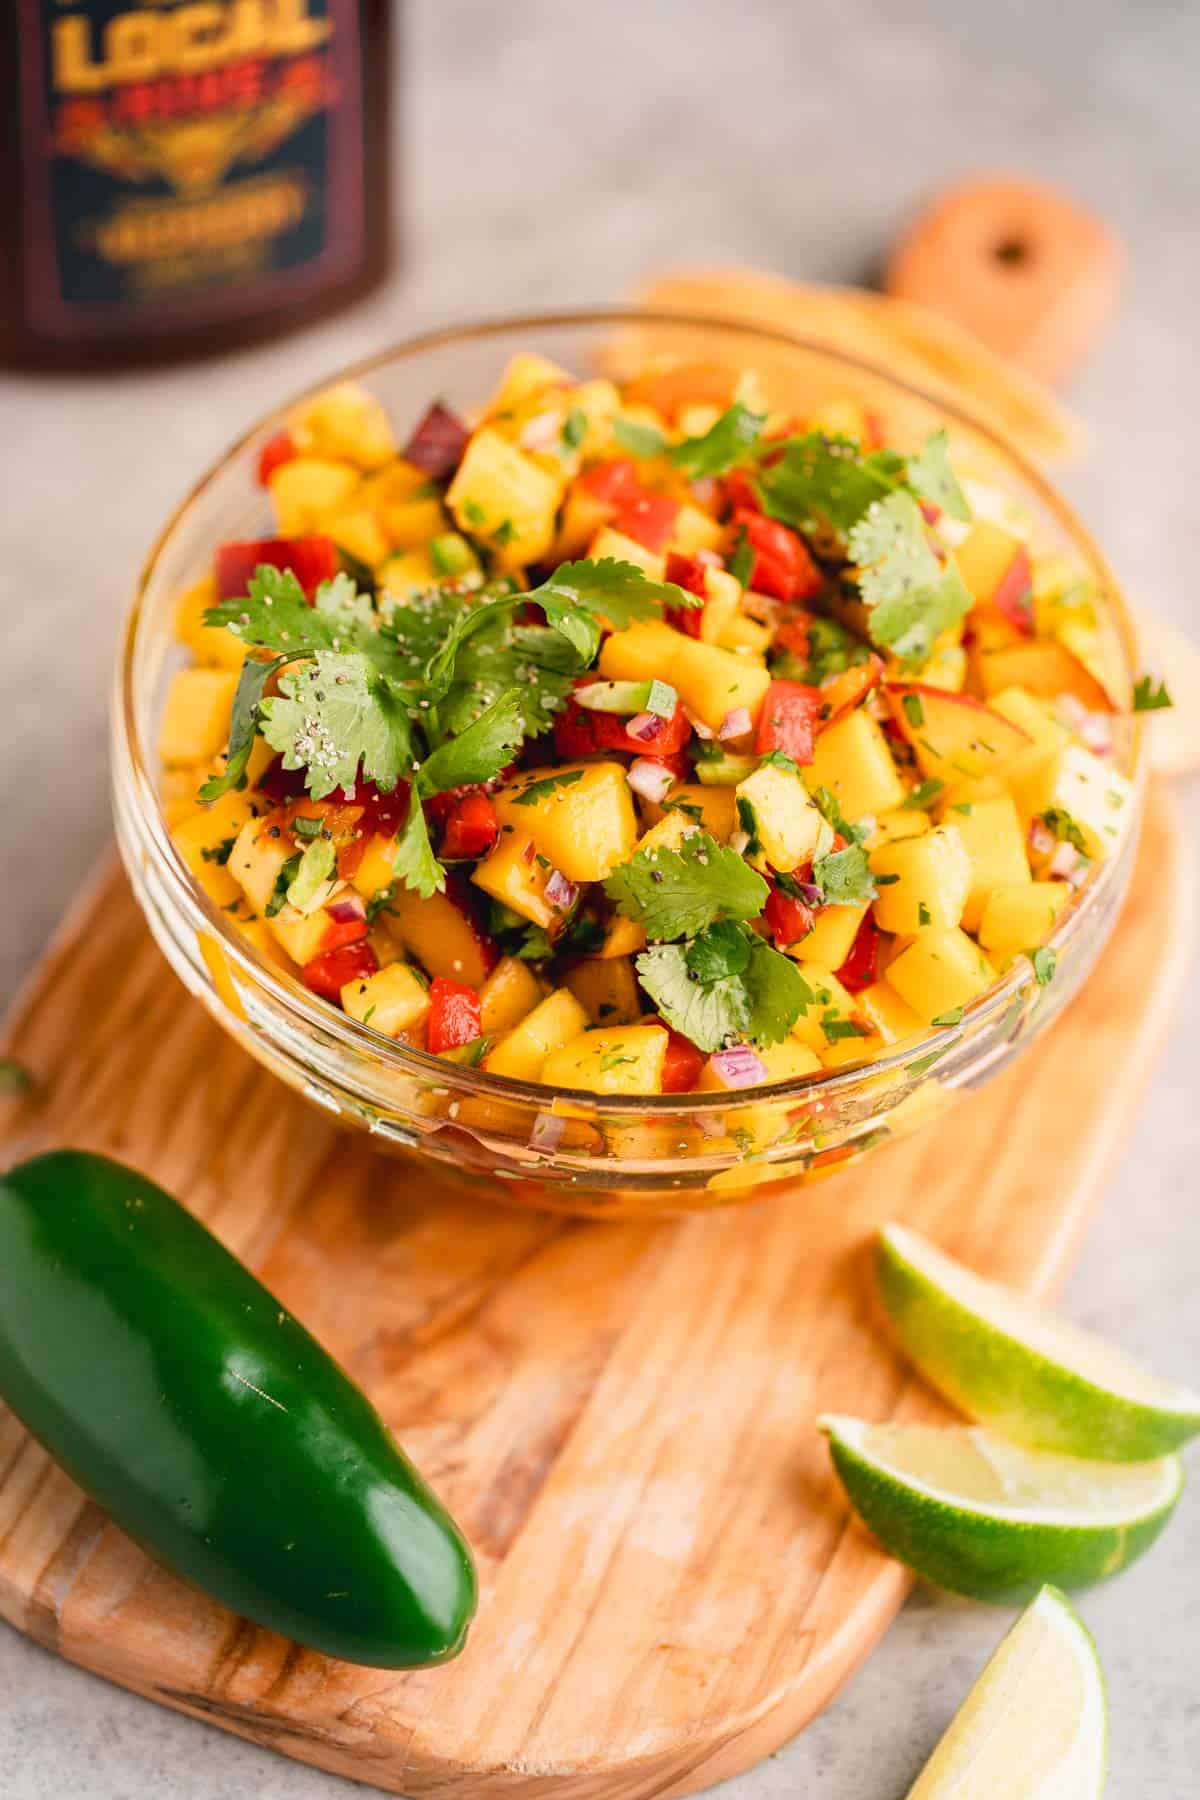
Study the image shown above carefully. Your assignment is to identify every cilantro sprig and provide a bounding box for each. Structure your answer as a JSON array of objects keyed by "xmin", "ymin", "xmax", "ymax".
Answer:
[
  {"xmin": 669, "ymin": 402, "xmax": 765, "ymax": 478},
  {"xmin": 603, "ymin": 831, "xmax": 768, "ymax": 940},
  {"xmin": 1132, "ymin": 674, "xmax": 1172, "ymax": 713},
  {"xmin": 637, "ymin": 935, "xmax": 812, "ymax": 1053},
  {"xmin": 200, "ymin": 555, "xmax": 697, "ymax": 901}
]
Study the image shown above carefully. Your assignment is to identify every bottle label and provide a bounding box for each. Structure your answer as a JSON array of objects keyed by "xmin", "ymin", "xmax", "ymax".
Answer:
[{"xmin": 16, "ymin": 0, "xmax": 366, "ymax": 338}]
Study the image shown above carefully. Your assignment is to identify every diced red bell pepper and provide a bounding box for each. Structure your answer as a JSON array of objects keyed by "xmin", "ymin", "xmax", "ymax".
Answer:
[
  {"xmin": 403, "ymin": 401, "xmax": 469, "ymax": 481},
  {"xmin": 578, "ymin": 457, "xmax": 643, "ymax": 509},
  {"xmin": 664, "ymin": 550, "xmax": 707, "ymax": 637},
  {"xmin": 731, "ymin": 509, "xmax": 822, "ymax": 603},
  {"xmin": 614, "ymin": 493, "xmax": 680, "ymax": 555},
  {"xmin": 755, "ymin": 679, "xmax": 822, "ymax": 766},
  {"xmin": 553, "ymin": 694, "xmax": 691, "ymax": 760},
  {"xmin": 440, "ymin": 790, "xmax": 499, "ymax": 861},
  {"xmin": 660, "ymin": 1028, "xmax": 706, "ymax": 1093},
  {"xmin": 302, "ymin": 939, "xmax": 377, "ymax": 1002},
  {"xmin": 721, "ymin": 468, "xmax": 761, "ymax": 515},
  {"xmin": 215, "ymin": 534, "xmax": 338, "ymax": 602},
  {"xmin": 773, "ymin": 612, "xmax": 814, "ymax": 657},
  {"xmin": 426, "ymin": 977, "xmax": 483, "ymax": 1054},
  {"xmin": 256, "ymin": 429, "xmax": 299, "ymax": 487},
  {"xmin": 836, "ymin": 914, "xmax": 881, "ymax": 994},
  {"xmin": 318, "ymin": 900, "xmax": 370, "ymax": 954},
  {"xmin": 763, "ymin": 884, "xmax": 815, "ymax": 949}
]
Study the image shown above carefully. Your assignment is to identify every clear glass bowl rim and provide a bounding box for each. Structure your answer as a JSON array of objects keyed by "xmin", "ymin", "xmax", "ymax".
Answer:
[{"xmin": 112, "ymin": 304, "xmax": 1146, "ymax": 1120}]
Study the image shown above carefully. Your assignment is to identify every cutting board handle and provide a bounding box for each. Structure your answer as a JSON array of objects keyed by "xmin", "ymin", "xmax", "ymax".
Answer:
[{"xmin": 883, "ymin": 174, "xmax": 1124, "ymax": 386}]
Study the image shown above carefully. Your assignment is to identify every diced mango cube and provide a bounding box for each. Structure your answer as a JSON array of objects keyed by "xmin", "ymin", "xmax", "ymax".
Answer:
[
  {"xmin": 446, "ymin": 428, "xmax": 562, "ymax": 572},
  {"xmin": 735, "ymin": 762, "xmax": 825, "ymax": 874},
  {"xmin": 268, "ymin": 456, "xmax": 359, "ymax": 534},
  {"xmin": 341, "ymin": 962, "xmax": 431, "ymax": 1036},
  {"xmin": 640, "ymin": 782, "xmax": 738, "ymax": 841},
  {"xmin": 479, "ymin": 956, "xmax": 544, "ymax": 1036},
  {"xmin": 871, "ymin": 824, "xmax": 972, "ymax": 935},
  {"xmin": 978, "ymin": 881, "xmax": 1072, "ymax": 962},
  {"xmin": 856, "ymin": 981, "xmax": 928, "ymax": 1046},
  {"xmin": 541, "ymin": 1023, "xmax": 668, "ymax": 1095},
  {"xmin": 885, "ymin": 928, "xmax": 995, "ymax": 1023},
  {"xmin": 293, "ymin": 382, "xmax": 396, "ymax": 469},
  {"xmin": 483, "ymin": 990, "xmax": 588, "ymax": 1081},
  {"xmin": 493, "ymin": 762, "xmax": 638, "ymax": 883},
  {"xmin": 385, "ymin": 886, "xmax": 495, "ymax": 985},
  {"xmin": 671, "ymin": 503, "xmax": 723, "ymax": 556},
  {"xmin": 790, "ymin": 964, "xmax": 860, "ymax": 1055},
  {"xmin": 939, "ymin": 792, "xmax": 1030, "ymax": 931},
  {"xmin": 600, "ymin": 620, "xmax": 770, "ymax": 734},
  {"xmin": 587, "ymin": 525, "xmax": 666, "ymax": 581},
  {"xmin": 175, "ymin": 576, "xmax": 246, "ymax": 672},
  {"xmin": 158, "ymin": 668, "xmax": 239, "ymax": 767},
  {"xmin": 471, "ymin": 831, "xmax": 561, "ymax": 930},
  {"xmin": 792, "ymin": 903, "xmax": 868, "ymax": 971},
  {"xmin": 321, "ymin": 506, "xmax": 390, "ymax": 568},
  {"xmin": 564, "ymin": 956, "xmax": 642, "ymax": 1027},
  {"xmin": 804, "ymin": 709, "xmax": 905, "ymax": 820},
  {"xmin": 486, "ymin": 352, "xmax": 573, "ymax": 417}
]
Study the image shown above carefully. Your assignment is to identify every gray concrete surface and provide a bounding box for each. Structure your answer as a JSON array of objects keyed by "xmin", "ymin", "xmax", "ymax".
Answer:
[{"xmin": 2, "ymin": 1, "xmax": 1198, "ymax": 1793}]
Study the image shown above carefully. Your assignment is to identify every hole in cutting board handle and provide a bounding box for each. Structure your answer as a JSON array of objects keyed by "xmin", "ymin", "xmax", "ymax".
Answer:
[{"xmin": 883, "ymin": 174, "xmax": 1124, "ymax": 386}]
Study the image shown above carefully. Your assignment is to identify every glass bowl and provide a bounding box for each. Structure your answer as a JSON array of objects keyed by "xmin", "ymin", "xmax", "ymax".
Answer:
[{"xmin": 111, "ymin": 309, "xmax": 1145, "ymax": 1218}]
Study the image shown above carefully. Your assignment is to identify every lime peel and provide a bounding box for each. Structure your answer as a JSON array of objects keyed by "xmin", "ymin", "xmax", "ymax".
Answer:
[
  {"xmin": 876, "ymin": 1223, "xmax": 1200, "ymax": 1462},
  {"xmin": 820, "ymin": 1414, "xmax": 1183, "ymax": 1602}
]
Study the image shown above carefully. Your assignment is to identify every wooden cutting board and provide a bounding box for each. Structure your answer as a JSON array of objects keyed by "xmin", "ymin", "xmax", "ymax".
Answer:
[{"xmin": 0, "ymin": 782, "xmax": 1192, "ymax": 1799}]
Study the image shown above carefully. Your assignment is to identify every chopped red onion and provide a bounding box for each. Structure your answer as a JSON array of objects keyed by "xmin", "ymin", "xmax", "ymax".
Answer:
[
  {"xmin": 626, "ymin": 711, "xmax": 664, "ymax": 743},
  {"xmin": 325, "ymin": 893, "xmax": 366, "ymax": 925},
  {"xmin": 685, "ymin": 708, "xmax": 714, "ymax": 740},
  {"xmin": 718, "ymin": 706, "xmax": 752, "ymax": 742},
  {"xmin": 529, "ymin": 1112, "xmax": 565, "ymax": 1153},
  {"xmin": 403, "ymin": 401, "xmax": 469, "ymax": 480},
  {"xmin": 1079, "ymin": 716, "xmax": 1114, "ymax": 756},
  {"xmin": 1028, "ymin": 820, "xmax": 1055, "ymax": 858},
  {"xmin": 519, "ymin": 411, "xmax": 561, "ymax": 453},
  {"xmin": 545, "ymin": 869, "xmax": 579, "ymax": 913},
  {"xmin": 709, "ymin": 1046, "xmax": 767, "ymax": 1089},
  {"xmin": 792, "ymin": 880, "xmax": 823, "ymax": 907},
  {"xmin": 1049, "ymin": 841, "xmax": 1089, "ymax": 885},
  {"xmin": 626, "ymin": 758, "xmax": 675, "ymax": 803},
  {"xmin": 729, "ymin": 828, "xmax": 751, "ymax": 855}
]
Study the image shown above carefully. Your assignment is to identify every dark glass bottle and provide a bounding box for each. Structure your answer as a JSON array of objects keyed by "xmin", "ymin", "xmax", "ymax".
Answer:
[{"xmin": 1, "ymin": 0, "xmax": 393, "ymax": 370}]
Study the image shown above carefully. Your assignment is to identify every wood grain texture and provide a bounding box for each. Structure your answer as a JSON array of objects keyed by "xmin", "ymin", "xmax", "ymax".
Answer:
[{"xmin": 0, "ymin": 785, "xmax": 1193, "ymax": 1800}]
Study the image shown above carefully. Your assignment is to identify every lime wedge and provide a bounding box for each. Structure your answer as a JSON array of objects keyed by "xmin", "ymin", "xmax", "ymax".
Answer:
[
  {"xmin": 820, "ymin": 1415, "xmax": 1183, "ymax": 1601},
  {"xmin": 907, "ymin": 1586, "xmax": 1106, "ymax": 1799},
  {"xmin": 877, "ymin": 1223, "xmax": 1200, "ymax": 1462}
]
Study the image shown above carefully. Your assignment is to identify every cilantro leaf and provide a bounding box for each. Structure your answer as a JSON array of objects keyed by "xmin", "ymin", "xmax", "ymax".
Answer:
[
  {"xmin": 612, "ymin": 417, "xmax": 667, "ymax": 458},
  {"xmin": 1132, "ymin": 674, "xmax": 1173, "ymax": 713},
  {"xmin": 905, "ymin": 429, "xmax": 972, "ymax": 523},
  {"xmin": 199, "ymin": 653, "xmax": 285, "ymax": 802},
  {"xmin": 903, "ymin": 777, "xmax": 945, "ymax": 810},
  {"xmin": 685, "ymin": 919, "xmax": 752, "ymax": 982},
  {"xmin": 603, "ymin": 831, "xmax": 768, "ymax": 941},
  {"xmin": 728, "ymin": 531, "xmax": 754, "ymax": 588},
  {"xmin": 669, "ymin": 402, "xmax": 764, "ymax": 478},
  {"xmin": 635, "ymin": 943, "xmax": 748, "ymax": 1052},
  {"xmin": 260, "ymin": 651, "xmax": 414, "ymax": 800},
  {"xmin": 757, "ymin": 434, "xmax": 904, "ymax": 547},
  {"xmin": 812, "ymin": 842, "xmax": 877, "ymax": 905},
  {"xmin": 287, "ymin": 836, "xmax": 336, "ymax": 910},
  {"xmin": 439, "ymin": 620, "xmax": 576, "ymax": 739},
  {"xmin": 205, "ymin": 566, "xmax": 374, "ymax": 655},
  {"xmin": 811, "ymin": 784, "xmax": 869, "ymax": 846},
  {"xmin": 849, "ymin": 492, "xmax": 973, "ymax": 665},
  {"xmin": 391, "ymin": 796, "xmax": 444, "ymax": 899},
  {"xmin": 417, "ymin": 688, "xmax": 526, "ymax": 794},
  {"xmin": 739, "ymin": 937, "xmax": 815, "ymax": 1046},
  {"xmin": 1039, "ymin": 807, "xmax": 1089, "ymax": 855},
  {"xmin": 511, "ymin": 769, "xmax": 585, "ymax": 806},
  {"xmin": 1029, "ymin": 945, "xmax": 1058, "ymax": 986}
]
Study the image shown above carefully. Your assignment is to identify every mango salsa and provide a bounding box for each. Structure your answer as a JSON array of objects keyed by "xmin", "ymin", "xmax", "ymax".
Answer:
[{"xmin": 159, "ymin": 358, "xmax": 1136, "ymax": 1102}]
